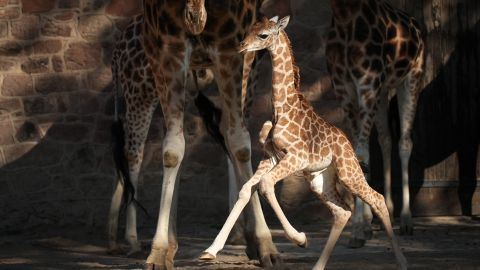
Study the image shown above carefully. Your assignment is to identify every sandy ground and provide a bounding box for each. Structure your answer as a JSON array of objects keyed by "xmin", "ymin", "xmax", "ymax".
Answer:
[{"xmin": 1, "ymin": 217, "xmax": 479, "ymax": 270}]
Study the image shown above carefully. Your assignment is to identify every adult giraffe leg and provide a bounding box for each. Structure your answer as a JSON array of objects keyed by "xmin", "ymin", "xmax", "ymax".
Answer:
[
  {"xmin": 144, "ymin": 45, "xmax": 190, "ymax": 270},
  {"xmin": 108, "ymin": 71, "xmax": 158, "ymax": 256},
  {"xmin": 211, "ymin": 51, "xmax": 280, "ymax": 266},
  {"xmin": 348, "ymin": 81, "xmax": 380, "ymax": 248},
  {"xmin": 123, "ymin": 94, "xmax": 158, "ymax": 256},
  {"xmin": 375, "ymin": 91, "xmax": 394, "ymax": 218},
  {"xmin": 108, "ymin": 174, "xmax": 124, "ymax": 254},
  {"xmin": 227, "ymin": 51, "xmax": 260, "ymax": 245},
  {"xmin": 397, "ymin": 68, "xmax": 422, "ymax": 235}
]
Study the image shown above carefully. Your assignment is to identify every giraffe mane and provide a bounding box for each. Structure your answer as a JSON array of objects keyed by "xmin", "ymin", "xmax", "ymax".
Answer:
[{"xmin": 281, "ymin": 30, "xmax": 300, "ymax": 92}]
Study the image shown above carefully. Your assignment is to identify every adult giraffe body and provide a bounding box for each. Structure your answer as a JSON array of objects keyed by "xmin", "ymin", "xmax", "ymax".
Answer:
[
  {"xmin": 326, "ymin": 0, "xmax": 424, "ymax": 244},
  {"xmin": 137, "ymin": 0, "xmax": 279, "ymax": 269}
]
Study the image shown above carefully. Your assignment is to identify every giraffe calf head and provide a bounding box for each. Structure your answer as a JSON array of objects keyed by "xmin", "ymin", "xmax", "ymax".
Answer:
[
  {"xmin": 238, "ymin": 16, "xmax": 290, "ymax": 53},
  {"xmin": 184, "ymin": 0, "xmax": 207, "ymax": 35}
]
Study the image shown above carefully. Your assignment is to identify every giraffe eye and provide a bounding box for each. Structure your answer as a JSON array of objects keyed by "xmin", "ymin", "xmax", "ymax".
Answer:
[{"xmin": 258, "ymin": 34, "xmax": 269, "ymax": 39}]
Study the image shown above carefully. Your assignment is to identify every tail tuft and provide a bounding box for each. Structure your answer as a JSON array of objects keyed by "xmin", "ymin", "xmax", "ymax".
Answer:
[
  {"xmin": 194, "ymin": 92, "xmax": 229, "ymax": 156},
  {"xmin": 111, "ymin": 119, "xmax": 150, "ymax": 217}
]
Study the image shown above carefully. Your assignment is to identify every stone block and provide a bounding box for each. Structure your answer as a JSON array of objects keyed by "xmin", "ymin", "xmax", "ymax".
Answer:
[
  {"xmin": 105, "ymin": 0, "xmax": 142, "ymax": 17},
  {"xmin": 0, "ymin": 98, "xmax": 22, "ymax": 114},
  {"xmin": 21, "ymin": 57, "xmax": 49, "ymax": 73},
  {"xmin": 85, "ymin": 68, "xmax": 112, "ymax": 92},
  {"xmin": 92, "ymin": 117, "xmax": 112, "ymax": 143},
  {"xmin": 0, "ymin": 60, "xmax": 15, "ymax": 71},
  {"xmin": 2, "ymin": 74, "xmax": 35, "ymax": 96},
  {"xmin": 35, "ymin": 74, "xmax": 79, "ymax": 94},
  {"xmin": 0, "ymin": 6, "xmax": 20, "ymax": 20},
  {"xmin": 0, "ymin": 0, "xmax": 7, "ymax": 7},
  {"xmin": 52, "ymin": 55, "xmax": 63, "ymax": 72},
  {"xmin": 32, "ymin": 40, "xmax": 62, "ymax": 54},
  {"xmin": 41, "ymin": 17, "xmax": 72, "ymax": 37},
  {"xmin": 11, "ymin": 15, "xmax": 40, "ymax": 40},
  {"xmin": 58, "ymin": 0, "xmax": 79, "ymax": 8},
  {"xmin": 22, "ymin": 0, "xmax": 55, "ymax": 13},
  {"xmin": 64, "ymin": 144, "xmax": 102, "ymax": 174},
  {"xmin": 2, "ymin": 142, "xmax": 35, "ymax": 164},
  {"xmin": 0, "ymin": 121, "xmax": 15, "ymax": 145},
  {"xmin": 64, "ymin": 42, "xmax": 102, "ymax": 70},
  {"xmin": 81, "ymin": 0, "xmax": 108, "ymax": 13},
  {"xmin": 23, "ymin": 96, "xmax": 57, "ymax": 115},
  {"xmin": 0, "ymin": 41, "xmax": 31, "ymax": 56},
  {"xmin": 3, "ymin": 168, "xmax": 51, "ymax": 193},
  {"xmin": 47, "ymin": 123, "xmax": 92, "ymax": 143},
  {"xmin": 78, "ymin": 14, "xmax": 113, "ymax": 41},
  {"xmin": 0, "ymin": 22, "xmax": 7, "ymax": 38},
  {"xmin": 67, "ymin": 91, "xmax": 99, "ymax": 114},
  {"xmin": 53, "ymin": 11, "xmax": 76, "ymax": 21},
  {"xmin": 78, "ymin": 175, "xmax": 112, "ymax": 198}
]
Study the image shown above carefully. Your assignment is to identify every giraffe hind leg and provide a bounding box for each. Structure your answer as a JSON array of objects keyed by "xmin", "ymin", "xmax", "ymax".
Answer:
[
  {"xmin": 375, "ymin": 91, "xmax": 394, "ymax": 220},
  {"xmin": 310, "ymin": 166, "xmax": 351, "ymax": 270},
  {"xmin": 396, "ymin": 68, "xmax": 422, "ymax": 235},
  {"xmin": 337, "ymin": 156, "xmax": 407, "ymax": 270}
]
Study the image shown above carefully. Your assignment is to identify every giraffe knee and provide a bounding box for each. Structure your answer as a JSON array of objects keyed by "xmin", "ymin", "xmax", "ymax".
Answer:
[
  {"xmin": 259, "ymin": 176, "xmax": 274, "ymax": 197},
  {"xmin": 235, "ymin": 147, "xmax": 250, "ymax": 163},
  {"xmin": 163, "ymin": 151, "xmax": 179, "ymax": 168}
]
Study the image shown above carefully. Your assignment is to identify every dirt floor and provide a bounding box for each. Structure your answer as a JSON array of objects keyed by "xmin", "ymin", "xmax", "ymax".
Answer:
[{"xmin": 1, "ymin": 217, "xmax": 479, "ymax": 270}]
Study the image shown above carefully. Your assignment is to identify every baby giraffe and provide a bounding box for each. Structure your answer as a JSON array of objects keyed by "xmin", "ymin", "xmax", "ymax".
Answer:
[{"xmin": 199, "ymin": 16, "xmax": 407, "ymax": 270}]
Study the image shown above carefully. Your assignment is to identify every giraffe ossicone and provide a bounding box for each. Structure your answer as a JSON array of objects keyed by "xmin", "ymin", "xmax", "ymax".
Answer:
[{"xmin": 201, "ymin": 15, "xmax": 407, "ymax": 270}]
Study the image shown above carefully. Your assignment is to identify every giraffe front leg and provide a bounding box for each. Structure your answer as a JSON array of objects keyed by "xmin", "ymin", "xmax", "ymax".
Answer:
[
  {"xmin": 144, "ymin": 44, "xmax": 189, "ymax": 270},
  {"xmin": 212, "ymin": 52, "xmax": 280, "ymax": 267},
  {"xmin": 258, "ymin": 153, "xmax": 307, "ymax": 248},
  {"xmin": 200, "ymin": 158, "xmax": 275, "ymax": 259}
]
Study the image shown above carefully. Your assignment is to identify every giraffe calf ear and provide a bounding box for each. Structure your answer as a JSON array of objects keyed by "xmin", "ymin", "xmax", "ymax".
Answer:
[
  {"xmin": 269, "ymin": 16, "xmax": 279, "ymax": 23},
  {"xmin": 276, "ymin": 16, "xmax": 290, "ymax": 31}
]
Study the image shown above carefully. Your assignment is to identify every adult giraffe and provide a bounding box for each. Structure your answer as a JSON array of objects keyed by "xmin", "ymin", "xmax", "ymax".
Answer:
[
  {"xmin": 136, "ymin": 0, "xmax": 279, "ymax": 269},
  {"xmin": 326, "ymin": 0, "xmax": 424, "ymax": 245}
]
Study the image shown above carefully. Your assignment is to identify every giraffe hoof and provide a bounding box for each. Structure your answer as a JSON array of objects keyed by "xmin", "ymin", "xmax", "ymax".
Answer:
[
  {"xmin": 198, "ymin": 252, "xmax": 216, "ymax": 260},
  {"xmin": 259, "ymin": 253, "xmax": 282, "ymax": 268},
  {"xmin": 297, "ymin": 236, "xmax": 308, "ymax": 248},
  {"xmin": 348, "ymin": 237, "xmax": 366, "ymax": 248},
  {"xmin": 400, "ymin": 224, "xmax": 414, "ymax": 235},
  {"xmin": 400, "ymin": 212, "xmax": 414, "ymax": 235},
  {"xmin": 126, "ymin": 244, "xmax": 142, "ymax": 257}
]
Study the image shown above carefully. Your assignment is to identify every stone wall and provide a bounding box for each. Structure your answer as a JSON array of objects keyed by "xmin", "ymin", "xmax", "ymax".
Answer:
[
  {"xmin": 2, "ymin": 0, "xmax": 477, "ymax": 233},
  {"xmin": 0, "ymin": 0, "xmax": 337, "ymax": 232}
]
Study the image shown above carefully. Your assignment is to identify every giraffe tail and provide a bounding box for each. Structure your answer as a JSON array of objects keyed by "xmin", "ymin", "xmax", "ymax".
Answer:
[
  {"xmin": 194, "ymin": 91, "xmax": 229, "ymax": 157},
  {"xmin": 111, "ymin": 61, "xmax": 150, "ymax": 217}
]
